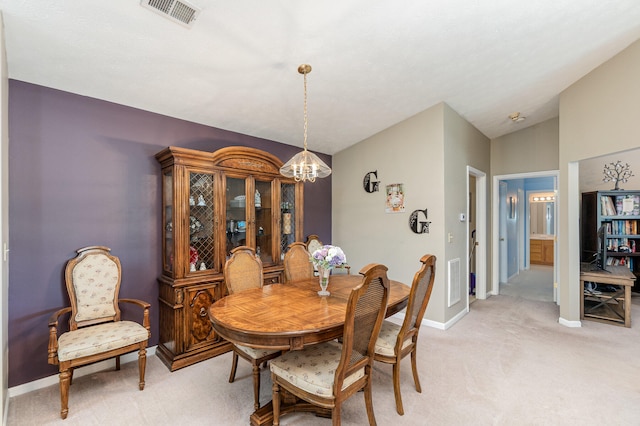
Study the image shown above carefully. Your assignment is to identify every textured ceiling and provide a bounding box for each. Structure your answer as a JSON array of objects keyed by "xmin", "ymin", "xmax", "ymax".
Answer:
[{"xmin": 1, "ymin": 1, "xmax": 640, "ymax": 154}]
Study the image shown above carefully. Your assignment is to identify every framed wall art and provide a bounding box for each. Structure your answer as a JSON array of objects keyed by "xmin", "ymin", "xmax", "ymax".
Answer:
[{"xmin": 385, "ymin": 183, "xmax": 405, "ymax": 213}]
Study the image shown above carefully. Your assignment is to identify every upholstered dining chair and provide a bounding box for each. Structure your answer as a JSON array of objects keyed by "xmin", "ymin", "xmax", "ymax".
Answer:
[
  {"xmin": 305, "ymin": 234, "xmax": 351, "ymax": 275},
  {"xmin": 305, "ymin": 234, "xmax": 323, "ymax": 276},
  {"xmin": 305, "ymin": 234, "xmax": 324, "ymax": 257},
  {"xmin": 270, "ymin": 263, "xmax": 390, "ymax": 426},
  {"xmin": 224, "ymin": 246, "xmax": 282, "ymax": 410},
  {"xmin": 283, "ymin": 242, "xmax": 314, "ymax": 283},
  {"xmin": 374, "ymin": 254, "xmax": 436, "ymax": 415},
  {"xmin": 47, "ymin": 246, "xmax": 150, "ymax": 419}
]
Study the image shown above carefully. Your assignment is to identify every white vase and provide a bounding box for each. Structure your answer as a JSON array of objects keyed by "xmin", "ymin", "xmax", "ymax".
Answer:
[{"xmin": 317, "ymin": 266, "xmax": 331, "ymax": 296}]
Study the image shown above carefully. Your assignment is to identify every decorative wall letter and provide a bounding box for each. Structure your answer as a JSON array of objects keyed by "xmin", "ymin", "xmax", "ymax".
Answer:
[
  {"xmin": 409, "ymin": 209, "xmax": 431, "ymax": 234},
  {"xmin": 363, "ymin": 170, "xmax": 380, "ymax": 193}
]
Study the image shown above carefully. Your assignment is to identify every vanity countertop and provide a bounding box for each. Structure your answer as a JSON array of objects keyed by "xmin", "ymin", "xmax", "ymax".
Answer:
[{"xmin": 530, "ymin": 234, "xmax": 554, "ymax": 240}]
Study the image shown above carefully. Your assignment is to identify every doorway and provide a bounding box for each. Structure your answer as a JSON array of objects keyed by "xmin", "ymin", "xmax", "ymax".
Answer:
[
  {"xmin": 492, "ymin": 171, "xmax": 559, "ymax": 303},
  {"xmin": 467, "ymin": 166, "xmax": 487, "ymax": 311}
]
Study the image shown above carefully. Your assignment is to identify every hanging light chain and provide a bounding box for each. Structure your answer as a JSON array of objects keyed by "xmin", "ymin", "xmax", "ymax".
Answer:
[{"xmin": 303, "ymin": 70, "xmax": 308, "ymax": 152}]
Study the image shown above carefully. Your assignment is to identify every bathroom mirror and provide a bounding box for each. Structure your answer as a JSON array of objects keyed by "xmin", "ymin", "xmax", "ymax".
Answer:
[{"xmin": 530, "ymin": 200, "xmax": 555, "ymax": 235}]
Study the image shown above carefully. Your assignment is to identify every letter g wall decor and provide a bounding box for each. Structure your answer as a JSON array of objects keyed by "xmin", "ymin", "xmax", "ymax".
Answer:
[
  {"xmin": 363, "ymin": 170, "xmax": 380, "ymax": 193},
  {"xmin": 409, "ymin": 209, "xmax": 431, "ymax": 234}
]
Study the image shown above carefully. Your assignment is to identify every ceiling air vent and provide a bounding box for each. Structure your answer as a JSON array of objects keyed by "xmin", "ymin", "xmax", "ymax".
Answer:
[{"xmin": 141, "ymin": 0, "xmax": 201, "ymax": 28}]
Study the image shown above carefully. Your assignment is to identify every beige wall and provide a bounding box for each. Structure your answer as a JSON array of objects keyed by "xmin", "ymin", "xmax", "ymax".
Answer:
[
  {"xmin": 443, "ymin": 104, "xmax": 490, "ymax": 320},
  {"xmin": 491, "ymin": 118, "xmax": 559, "ymax": 176},
  {"xmin": 332, "ymin": 102, "xmax": 490, "ymax": 325},
  {"xmin": 332, "ymin": 103, "xmax": 446, "ymax": 322},
  {"xmin": 559, "ymin": 38, "xmax": 640, "ymax": 322}
]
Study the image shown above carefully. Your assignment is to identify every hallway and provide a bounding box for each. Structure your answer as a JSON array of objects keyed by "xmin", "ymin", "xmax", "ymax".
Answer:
[{"xmin": 500, "ymin": 265, "xmax": 554, "ymax": 302}]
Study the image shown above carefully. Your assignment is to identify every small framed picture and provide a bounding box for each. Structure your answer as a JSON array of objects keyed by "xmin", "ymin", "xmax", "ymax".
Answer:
[{"xmin": 386, "ymin": 183, "xmax": 405, "ymax": 213}]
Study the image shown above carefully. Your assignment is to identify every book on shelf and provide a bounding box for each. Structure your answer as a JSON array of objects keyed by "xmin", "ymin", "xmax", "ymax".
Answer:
[
  {"xmin": 601, "ymin": 196, "xmax": 617, "ymax": 216},
  {"xmin": 606, "ymin": 219, "xmax": 639, "ymax": 235},
  {"xmin": 606, "ymin": 256, "xmax": 633, "ymax": 269},
  {"xmin": 601, "ymin": 194, "xmax": 640, "ymax": 216}
]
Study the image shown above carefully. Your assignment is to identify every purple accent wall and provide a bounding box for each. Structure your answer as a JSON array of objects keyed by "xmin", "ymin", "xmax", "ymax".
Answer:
[{"xmin": 7, "ymin": 80, "xmax": 332, "ymax": 387}]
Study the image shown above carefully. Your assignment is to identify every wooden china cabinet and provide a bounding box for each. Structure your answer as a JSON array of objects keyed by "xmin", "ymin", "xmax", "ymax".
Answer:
[{"xmin": 155, "ymin": 146, "xmax": 304, "ymax": 371}]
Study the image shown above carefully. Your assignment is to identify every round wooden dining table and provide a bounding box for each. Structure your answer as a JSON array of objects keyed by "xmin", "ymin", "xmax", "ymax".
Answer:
[
  {"xmin": 209, "ymin": 274, "xmax": 410, "ymax": 352},
  {"xmin": 208, "ymin": 274, "xmax": 410, "ymax": 426}
]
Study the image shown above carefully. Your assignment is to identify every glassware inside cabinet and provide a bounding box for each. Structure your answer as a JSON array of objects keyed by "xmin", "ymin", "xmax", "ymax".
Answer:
[
  {"xmin": 255, "ymin": 180, "xmax": 273, "ymax": 265},
  {"xmin": 226, "ymin": 177, "xmax": 248, "ymax": 257},
  {"xmin": 188, "ymin": 172, "xmax": 214, "ymax": 273}
]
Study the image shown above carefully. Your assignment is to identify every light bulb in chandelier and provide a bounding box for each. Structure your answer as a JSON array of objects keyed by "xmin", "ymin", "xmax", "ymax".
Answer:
[{"xmin": 280, "ymin": 64, "xmax": 332, "ymax": 182}]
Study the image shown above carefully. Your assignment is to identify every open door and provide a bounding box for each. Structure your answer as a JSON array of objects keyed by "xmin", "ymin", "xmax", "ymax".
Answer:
[
  {"xmin": 467, "ymin": 166, "xmax": 486, "ymax": 307},
  {"xmin": 499, "ymin": 182, "xmax": 508, "ymax": 287}
]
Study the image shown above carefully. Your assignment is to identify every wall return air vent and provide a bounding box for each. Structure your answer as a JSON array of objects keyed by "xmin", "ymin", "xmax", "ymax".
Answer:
[{"xmin": 141, "ymin": 0, "xmax": 201, "ymax": 28}]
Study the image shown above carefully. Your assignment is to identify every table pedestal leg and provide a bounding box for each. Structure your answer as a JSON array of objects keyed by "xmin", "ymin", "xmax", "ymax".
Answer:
[{"xmin": 250, "ymin": 390, "xmax": 331, "ymax": 426}]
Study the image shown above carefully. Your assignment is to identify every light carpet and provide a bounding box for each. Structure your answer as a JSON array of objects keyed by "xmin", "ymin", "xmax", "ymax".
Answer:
[
  {"xmin": 8, "ymin": 294, "xmax": 640, "ymax": 425},
  {"xmin": 500, "ymin": 265, "xmax": 554, "ymax": 302}
]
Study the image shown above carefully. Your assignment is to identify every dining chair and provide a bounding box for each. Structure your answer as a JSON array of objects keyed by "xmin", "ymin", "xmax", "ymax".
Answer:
[
  {"xmin": 373, "ymin": 254, "xmax": 436, "ymax": 415},
  {"xmin": 283, "ymin": 242, "xmax": 314, "ymax": 283},
  {"xmin": 270, "ymin": 263, "xmax": 390, "ymax": 426},
  {"xmin": 223, "ymin": 245, "xmax": 282, "ymax": 410},
  {"xmin": 305, "ymin": 233, "xmax": 323, "ymax": 254},
  {"xmin": 47, "ymin": 246, "xmax": 151, "ymax": 419}
]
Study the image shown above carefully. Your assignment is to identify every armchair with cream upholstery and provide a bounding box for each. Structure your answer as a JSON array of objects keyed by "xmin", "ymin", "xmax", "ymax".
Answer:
[
  {"xmin": 283, "ymin": 242, "xmax": 314, "ymax": 283},
  {"xmin": 305, "ymin": 234, "xmax": 324, "ymax": 258},
  {"xmin": 270, "ymin": 263, "xmax": 390, "ymax": 425},
  {"xmin": 224, "ymin": 246, "xmax": 282, "ymax": 410},
  {"xmin": 374, "ymin": 254, "xmax": 436, "ymax": 415},
  {"xmin": 47, "ymin": 246, "xmax": 150, "ymax": 419}
]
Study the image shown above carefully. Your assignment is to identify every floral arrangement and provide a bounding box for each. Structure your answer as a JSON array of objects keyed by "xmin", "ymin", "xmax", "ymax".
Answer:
[{"xmin": 310, "ymin": 244, "xmax": 347, "ymax": 270}]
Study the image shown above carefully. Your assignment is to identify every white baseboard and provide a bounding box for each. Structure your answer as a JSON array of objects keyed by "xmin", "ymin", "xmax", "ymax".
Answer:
[
  {"xmin": 558, "ymin": 317, "xmax": 582, "ymax": 328},
  {"xmin": 8, "ymin": 346, "xmax": 156, "ymax": 398},
  {"xmin": 387, "ymin": 312, "xmax": 447, "ymax": 330}
]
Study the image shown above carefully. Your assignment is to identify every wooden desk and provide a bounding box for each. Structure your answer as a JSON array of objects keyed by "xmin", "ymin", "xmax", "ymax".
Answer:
[
  {"xmin": 209, "ymin": 275, "xmax": 410, "ymax": 426},
  {"xmin": 580, "ymin": 264, "xmax": 636, "ymax": 327}
]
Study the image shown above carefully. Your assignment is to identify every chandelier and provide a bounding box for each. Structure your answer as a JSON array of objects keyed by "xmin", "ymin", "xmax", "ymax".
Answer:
[{"xmin": 279, "ymin": 64, "xmax": 332, "ymax": 182}]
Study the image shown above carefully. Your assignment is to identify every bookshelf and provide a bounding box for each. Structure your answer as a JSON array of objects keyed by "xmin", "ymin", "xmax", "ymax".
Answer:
[{"xmin": 581, "ymin": 190, "xmax": 640, "ymax": 292}]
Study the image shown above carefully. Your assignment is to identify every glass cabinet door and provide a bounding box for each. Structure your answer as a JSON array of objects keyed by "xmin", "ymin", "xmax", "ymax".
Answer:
[
  {"xmin": 280, "ymin": 182, "xmax": 297, "ymax": 258},
  {"xmin": 225, "ymin": 177, "xmax": 248, "ymax": 257},
  {"xmin": 188, "ymin": 171, "xmax": 215, "ymax": 274},
  {"xmin": 162, "ymin": 170, "xmax": 174, "ymax": 274},
  {"xmin": 255, "ymin": 180, "xmax": 273, "ymax": 266}
]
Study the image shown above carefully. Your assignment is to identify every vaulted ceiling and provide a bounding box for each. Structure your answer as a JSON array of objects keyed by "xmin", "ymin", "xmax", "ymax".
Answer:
[{"xmin": 1, "ymin": 1, "xmax": 640, "ymax": 154}]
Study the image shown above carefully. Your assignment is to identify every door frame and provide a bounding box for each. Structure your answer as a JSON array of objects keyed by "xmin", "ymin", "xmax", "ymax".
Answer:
[
  {"xmin": 492, "ymin": 170, "xmax": 559, "ymax": 301},
  {"xmin": 467, "ymin": 166, "xmax": 487, "ymax": 309}
]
